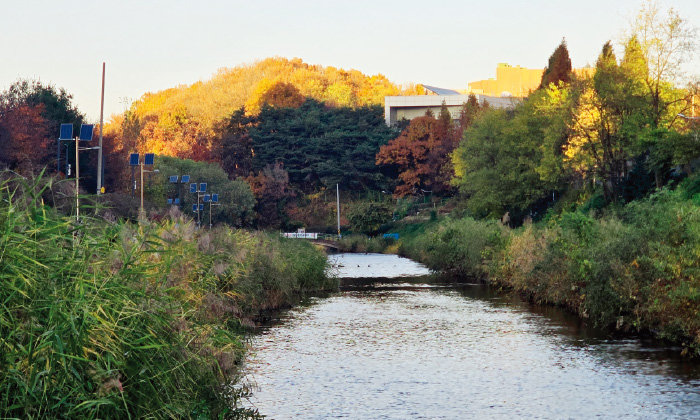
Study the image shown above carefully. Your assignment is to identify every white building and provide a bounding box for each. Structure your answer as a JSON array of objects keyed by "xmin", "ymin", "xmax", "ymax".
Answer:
[{"xmin": 384, "ymin": 86, "xmax": 518, "ymax": 126}]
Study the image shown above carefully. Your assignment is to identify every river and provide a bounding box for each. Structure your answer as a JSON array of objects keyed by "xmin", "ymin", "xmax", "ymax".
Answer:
[{"xmin": 242, "ymin": 253, "xmax": 700, "ymax": 419}]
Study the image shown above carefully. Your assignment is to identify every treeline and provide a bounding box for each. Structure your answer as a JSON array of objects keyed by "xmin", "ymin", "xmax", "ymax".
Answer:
[{"xmin": 392, "ymin": 2, "xmax": 700, "ymax": 355}]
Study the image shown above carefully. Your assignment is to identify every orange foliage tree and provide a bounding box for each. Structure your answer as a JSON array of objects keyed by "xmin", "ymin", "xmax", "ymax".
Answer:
[
  {"xmin": 0, "ymin": 104, "xmax": 51, "ymax": 171},
  {"xmin": 245, "ymin": 162, "xmax": 295, "ymax": 228},
  {"xmin": 376, "ymin": 96, "xmax": 487, "ymax": 197},
  {"xmin": 257, "ymin": 82, "xmax": 305, "ymax": 109},
  {"xmin": 376, "ymin": 109, "xmax": 456, "ymax": 197}
]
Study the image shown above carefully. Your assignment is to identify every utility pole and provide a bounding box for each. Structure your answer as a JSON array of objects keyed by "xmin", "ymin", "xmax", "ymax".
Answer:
[
  {"xmin": 97, "ymin": 62, "xmax": 105, "ymax": 195},
  {"xmin": 336, "ymin": 183, "xmax": 341, "ymax": 237},
  {"xmin": 75, "ymin": 136, "xmax": 79, "ymax": 222}
]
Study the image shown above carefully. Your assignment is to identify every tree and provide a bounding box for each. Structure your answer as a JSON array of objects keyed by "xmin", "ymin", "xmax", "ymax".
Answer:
[
  {"xmin": 258, "ymin": 82, "xmax": 305, "ymax": 109},
  {"xmin": 452, "ymin": 102, "xmax": 552, "ymax": 219},
  {"xmin": 0, "ymin": 79, "xmax": 84, "ymax": 138},
  {"xmin": 540, "ymin": 39, "xmax": 573, "ymax": 89},
  {"xmin": 155, "ymin": 156, "xmax": 255, "ymax": 227},
  {"xmin": 215, "ymin": 107, "xmax": 255, "ymax": 179},
  {"xmin": 376, "ymin": 100, "xmax": 475, "ymax": 198},
  {"xmin": 376, "ymin": 115, "xmax": 448, "ymax": 197},
  {"xmin": 627, "ymin": 0, "xmax": 697, "ymax": 128},
  {"xmin": 246, "ymin": 163, "xmax": 294, "ymax": 228},
  {"xmin": 347, "ymin": 201, "xmax": 392, "ymax": 236},
  {"xmin": 0, "ymin": 104, "xmax": 52, "ymax": 171},
  {"xmin": 249, "ymin": 99, "xmax": 396, "ymax": 192},
  {"xmin": 0, "ymin": 80, "xmax": 84, "ymax": 174}
]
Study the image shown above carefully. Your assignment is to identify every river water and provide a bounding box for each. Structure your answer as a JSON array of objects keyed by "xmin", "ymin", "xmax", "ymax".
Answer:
[{"xmin": 242, "ymin": 253, "xmax": 700, "ymax": 419}]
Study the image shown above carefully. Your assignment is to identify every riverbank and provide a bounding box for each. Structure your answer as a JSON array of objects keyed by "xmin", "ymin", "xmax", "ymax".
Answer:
[
  {"xmin": 338, "ymin": 177, "xmax": 700, "ymax": 357},
  {"xmin": 0, "ymin": 175, "xmax": 335, "ymax": 418}
]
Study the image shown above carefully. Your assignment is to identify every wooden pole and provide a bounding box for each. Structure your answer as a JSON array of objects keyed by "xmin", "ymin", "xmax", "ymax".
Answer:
[
  {"xmin": 75, "ymin": 136, "xmax": 79, "ymax": 222},
  {"xmin": 336, "ymin": 183, "xmax": 340, "ymax": 237},
  {"xmin": 97, "ymin": 62, "xmax": 105, "ymax": 194},
  {"xmin": 139, "ymin": 163, "xmax": 144, "ymax": 219}
]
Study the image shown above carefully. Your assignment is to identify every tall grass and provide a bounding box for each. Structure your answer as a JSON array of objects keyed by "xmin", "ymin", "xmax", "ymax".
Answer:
[{"xmin": 0, "ymin": 173, "xmax": 335, "ymax": 418}]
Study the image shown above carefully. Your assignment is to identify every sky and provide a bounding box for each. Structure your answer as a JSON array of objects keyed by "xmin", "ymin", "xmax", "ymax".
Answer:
[{"xmin": 1, "ymin": 0, "xmax": 698, "ymax": 122}]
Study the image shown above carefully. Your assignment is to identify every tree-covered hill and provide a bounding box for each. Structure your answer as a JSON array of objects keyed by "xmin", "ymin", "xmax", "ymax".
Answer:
[{"xmin": 121, "ymin": 57, "xmax": 424, "ymax": 132}]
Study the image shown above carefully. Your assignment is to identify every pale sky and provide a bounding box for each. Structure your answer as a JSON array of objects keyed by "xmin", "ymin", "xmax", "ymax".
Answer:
[{"xmin": 1, "ymin": 0, "xmax": 698, "ymax": 122}]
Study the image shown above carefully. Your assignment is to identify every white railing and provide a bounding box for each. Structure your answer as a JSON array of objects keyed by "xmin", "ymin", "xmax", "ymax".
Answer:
[{"xmin": 282, "ymin": 232, "xmax": 319, "ymax": 239}]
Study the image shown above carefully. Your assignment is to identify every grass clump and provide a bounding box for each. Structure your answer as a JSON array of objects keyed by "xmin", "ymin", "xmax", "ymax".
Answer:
[{"xmin": 0, "ymin": 173, "xmax": 334, "ymax": 418}]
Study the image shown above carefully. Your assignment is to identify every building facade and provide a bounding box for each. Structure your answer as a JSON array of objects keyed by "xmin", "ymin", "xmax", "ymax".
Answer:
[{"xmin": 384, "ymin": 93, "xmax": 515, "ymax": 126}]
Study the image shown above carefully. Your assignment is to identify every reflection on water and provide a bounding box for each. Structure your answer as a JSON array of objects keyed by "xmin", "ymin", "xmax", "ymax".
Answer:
[
  {"xmin": 327, "ymin": 253, "xmax": 432, "ymax": 278},
  {"xmin": 243, "ymin": 254, "xmax": 700, "ymax": 419}
]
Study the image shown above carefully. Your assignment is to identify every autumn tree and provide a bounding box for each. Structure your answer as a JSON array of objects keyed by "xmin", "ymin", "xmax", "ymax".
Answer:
[
  {"xmin": 0, "ymin": 104, "xmax": 52, "ymax": 170},
  {"xmin": 376, "ymin": 105, "xmax": 457, "ymax": 197},
  {"xmin": 258, "ymin": 81, "xmax": 305, "ymax": 109},
  {"xmin": 0, "ymin": 79, "xmax": 84, "ymax": 135},
  {"xmin": 540, "ymin": 39, "xmax": 573, "ymax": 89},
  {"xmin": 246, "ymin": 162, "xmax": 294, "ymax": 228},
  {"xmin": 0, "ymin": 79, "xmax": 84, "ymax": 173}
]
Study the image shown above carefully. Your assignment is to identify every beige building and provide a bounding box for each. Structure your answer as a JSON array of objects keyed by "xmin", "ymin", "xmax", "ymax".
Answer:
[
  {"xmin": 384, "ymin": 64, "xmax": 596, "ymax": 126},
  {"xmin": 468, "ymin": 63, "xmax": 595, "ymax": 97}
]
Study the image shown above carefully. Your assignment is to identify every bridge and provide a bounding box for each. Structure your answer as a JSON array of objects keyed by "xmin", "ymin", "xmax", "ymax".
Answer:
[
  {"xmin": 310, "ymin": 239, "xmax": 341, "ymax": 251},
  {"xmin": 282, "ymin": 232, "xmax": 341, "ymax": 250}
]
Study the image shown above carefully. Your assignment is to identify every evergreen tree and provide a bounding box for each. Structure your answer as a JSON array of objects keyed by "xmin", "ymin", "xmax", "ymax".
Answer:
[{"xmin": 539, "ymin": 39, "xmax": 573, "ymax": 89}]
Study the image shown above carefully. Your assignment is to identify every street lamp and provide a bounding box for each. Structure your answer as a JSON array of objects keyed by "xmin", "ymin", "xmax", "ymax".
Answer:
[
  {"xmin": 167, "ymin": 174, "xmax": 190, "ymax": 207},
  {"xmin": 203, "ymin": 193, "xmax": 221, "ymax": 229},
  {"xmin": 58, "ymin": 123, "xmax": 97, "ymax": 222},
  {"xmin": 128, "ymin": 153, "xmax": 158, "ymax": 219},
  {"xmin": 189, "ymin": 182, "xmax": 208, "ymax": 228}
]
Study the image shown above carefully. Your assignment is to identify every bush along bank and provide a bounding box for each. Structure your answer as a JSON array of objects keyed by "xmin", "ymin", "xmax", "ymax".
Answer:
[
  {"xmin": 398, "ymin": 182, "xmax": 700, "ymax": 357},
  {"xmin": 0, "ymin": 174, "xmax": 336, "ymax": 419}
]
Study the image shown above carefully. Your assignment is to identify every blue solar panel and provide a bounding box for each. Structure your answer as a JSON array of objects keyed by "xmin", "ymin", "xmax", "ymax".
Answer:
[
  {"xmin": 190, "ymin": 183, "xmax": 197, "ymax": 193},
  {"xmin": 181, "ymin": 175, "xmax": 190, "ymax": 183},
  {"xmin": 169, "ymin": 175, "xmax": 178, "ymax": 183},
  {"xmin": 203, "ymin": 194, "xmax": 210, "ymax": 203},
  {"xmin": 212, "ymin": 194, "xmax": 218, "ymax": 203},
  {"xmin": 167, "ymin": 198, "xmax": 173, "ymax": 204},
  {"xmin": 79, "ymin": 124, "xmax": 94, "ymax": 141},
  {"xmin": 144, "ymin": 153, "xmax": 154, "ymax": 165},
  {"xmin": 199, "ymin": 204, "xmax": 204, "ymax": 211},
  {"xmin": 192, "ymin": 204, "xmax": 198, "ymax": 212},
  {"xmin": 174, "ymin": 198, "xmax": 180, "ymax": 205},
  {"xmin": 129, "ymin": 153, "xmax": 139, "ymax": 166},
  {"xmin": 59, "ymin": 124, "xmax": 73, "ymax": 140},
  {"xmin": 199, "ymin": 183, "xmax": 207, "ymax": 193}
]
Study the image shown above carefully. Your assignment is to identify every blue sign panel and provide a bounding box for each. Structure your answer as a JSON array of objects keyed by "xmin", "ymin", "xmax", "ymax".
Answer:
[
  {"xmin": 181, "ymin": 175, "xmax": 190, "ymax": 183},
  {"xmin": 129, "ymin": 153, "xmax": 139, "ymax": 166},
  {"xmin": 59, "ymin": 123, "xmax": 73, "ymax": 140},
  {"xmin": 79, "ymin": 124, "xmax": 94, "ymax": 141},
  {"xmin": 144, "ymin": 153, "xmax": 155, "ymax": 165},
  {"xmin": 199, "ymin": 204, "xmax": 204, "ymax": 211},
  {"xmin": 189, "ymin": 183, "xmax": 197, "ymax": 193},
  {"xmin": 169, "ymin": 175, "xmax": 178, "ymax": 183},
  {"xmin": 192, "ymin": 204, "xmax": 198, "ymax": 212},
  {"xmin": 174, "ymin": 198, "xmax": 180, "ymax": 205},
  {"xmin": 203, "ymin": 194, "xmax": 210, "ymax": 203},
  {"xmin": 212, "ymin": 193, "xmax": 218, "ymax": 203},
  {"xmin": 167, "ymin": 198, "xmax": 173, "ymax": 205},
  {"xmin": 199, "ymin": 183, "xmax": 207, "ymax": 193}
]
